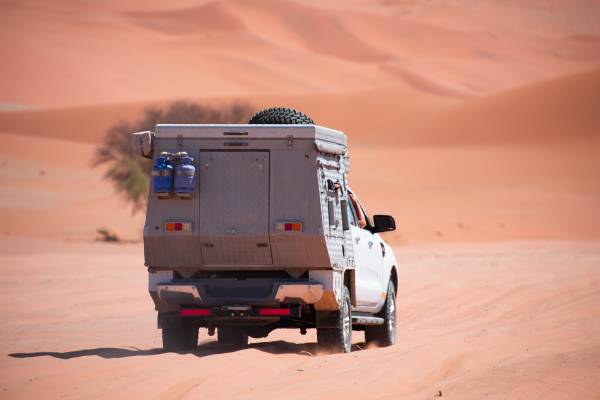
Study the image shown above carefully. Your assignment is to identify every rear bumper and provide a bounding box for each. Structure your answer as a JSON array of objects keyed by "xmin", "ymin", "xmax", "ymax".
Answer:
[{"xmin": 156, "ymin": 280, "xmax": 323, "ymax": 307}]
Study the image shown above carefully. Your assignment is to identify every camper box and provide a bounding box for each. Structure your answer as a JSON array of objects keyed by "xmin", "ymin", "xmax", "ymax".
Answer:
[{"xmin": 140, "ymin": 124, "xmax": 354, "ymax": 273}]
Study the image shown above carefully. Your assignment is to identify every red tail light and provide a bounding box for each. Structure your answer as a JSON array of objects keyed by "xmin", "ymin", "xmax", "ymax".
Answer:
[
  {"xmin": 276, "ymin": 222, "xmax": 302, "ymax": 232},
  {"xmin": 258, "ymin": 307, "xmax": 291, "ymax": 316},
  {"xmin": 166, "ymin": 221, "xmax": 192, "ymax": 232},
  {"xmin": 180, "ymin": 308, "xmax": 211, "ymax": 317}
]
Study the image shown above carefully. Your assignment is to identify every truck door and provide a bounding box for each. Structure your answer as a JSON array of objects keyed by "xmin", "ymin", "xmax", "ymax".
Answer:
[
  {"xmin": 198, "ymin": 151, "xmax": 272, "ymax": 266},
  {"xmin": 347, "ymin": 197, "xmax": 385, "ymax": 312}
]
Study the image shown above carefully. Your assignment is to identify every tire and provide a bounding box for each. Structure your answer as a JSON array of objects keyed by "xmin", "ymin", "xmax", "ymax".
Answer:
[
  {"xmin": 217, "ymin": 327, "xmax": 249, "ymax": 347},
  {"xmin": 365, "ymin": 281, "xmax": 396, "ymax": 347},
  {"xmin": 162, "ymin": 326, "xmax": 198, "ymax": 352},
  {"xmin": 248, "ymin": 107, "xmax": 314, "ymax": 125},
  {"xmin": 317, "ymin": 286, "xmax": 352, "ymax": 353}
]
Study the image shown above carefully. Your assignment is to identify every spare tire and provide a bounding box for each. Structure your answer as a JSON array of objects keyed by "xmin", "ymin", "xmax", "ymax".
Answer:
[{"xmin": 248, "ymin": 107, "xmax": 314, "ymax": 125}]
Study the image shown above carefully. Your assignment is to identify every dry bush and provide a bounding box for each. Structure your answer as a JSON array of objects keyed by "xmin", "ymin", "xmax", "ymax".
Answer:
[
  {"xmin": 96, "ymin": 227, "xmax": 119, "ymax": 242},
  {"xmin": 94, "ymin": 101, "xmax": 254, "ymax": 212}
]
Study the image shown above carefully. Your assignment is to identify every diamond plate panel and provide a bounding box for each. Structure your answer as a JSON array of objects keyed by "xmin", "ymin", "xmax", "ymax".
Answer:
[{"xmin": 199, "ymin": 151, "xmax": 272, "ymax": 265}]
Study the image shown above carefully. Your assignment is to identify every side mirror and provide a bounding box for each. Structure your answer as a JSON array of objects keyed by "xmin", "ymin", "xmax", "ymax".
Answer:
[{"xmin": 373, "ymin": 215, "xmax": 396, "ymax": 233}]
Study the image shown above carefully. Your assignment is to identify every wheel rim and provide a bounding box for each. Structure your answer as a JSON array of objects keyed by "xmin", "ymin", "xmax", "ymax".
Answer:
[
  {"xmin": 388, "ymin": 292, "xmax": 396, "ymax": 342},
  {"xmin": 343, "ymin": 298, "xmax": 351, "ymax": 351}
]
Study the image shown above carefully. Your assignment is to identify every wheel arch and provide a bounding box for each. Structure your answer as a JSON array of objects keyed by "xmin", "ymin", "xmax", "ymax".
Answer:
[{"xmin": 343, "ymin": 268, "xmax": 356, "ymax": 306}]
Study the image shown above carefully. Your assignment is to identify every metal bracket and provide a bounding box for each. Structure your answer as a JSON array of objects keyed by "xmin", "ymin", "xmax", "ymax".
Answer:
[{"xmin": 287, "ymin": 135, "xmax": 293, "ymax": 151}]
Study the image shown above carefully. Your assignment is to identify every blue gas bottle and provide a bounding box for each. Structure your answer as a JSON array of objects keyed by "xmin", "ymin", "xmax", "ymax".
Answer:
[
  {"xmin": 152, "ymin": 153, "xmax": 173, "ymax": 199},
  {"xmin": 174, "ymin": 153, "xmax": 195, "ymax": 199}
]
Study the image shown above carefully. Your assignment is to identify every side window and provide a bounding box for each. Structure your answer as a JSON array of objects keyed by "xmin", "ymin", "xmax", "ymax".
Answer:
[
  {"xmin": 347, "ymin": 198, "xmax": 358, "ymax": 226},
  {"xmin": 358, "ymin": 202, "xmax": 373, "ymax": 229},
  {"xmin": 348, "ymin": 190, "xmax": 372, "ymax": 230}
]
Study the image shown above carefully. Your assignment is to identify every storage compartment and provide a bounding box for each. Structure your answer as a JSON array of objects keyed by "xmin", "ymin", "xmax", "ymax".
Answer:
[{"xmin": 198, "ymin": 151, "xmax": 272, "ymax": 265}]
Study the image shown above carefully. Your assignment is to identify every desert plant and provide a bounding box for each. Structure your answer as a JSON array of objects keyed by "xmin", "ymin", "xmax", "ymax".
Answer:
[
  {"xmin": 94, "ymin": 101, "xmax": 254, "ymax": 212},
  {"xmin": 96, "ymin": 227, "xmax": 119, "ymax": 242}
]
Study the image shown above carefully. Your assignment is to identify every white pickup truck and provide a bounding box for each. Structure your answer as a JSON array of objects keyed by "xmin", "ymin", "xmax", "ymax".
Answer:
[{"xmin": 132, "ymin": 107, "xmax": 398, "ymax": 353}]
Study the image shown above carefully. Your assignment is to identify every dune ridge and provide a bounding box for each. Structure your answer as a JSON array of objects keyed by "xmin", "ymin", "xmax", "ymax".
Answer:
[
  {"xmin": 414, "ymin": 67, "xmax": 600, "ymax": 146},
  {"xmin": 1, "ymin": 67, "xmax": 599, "ymax": 147}
]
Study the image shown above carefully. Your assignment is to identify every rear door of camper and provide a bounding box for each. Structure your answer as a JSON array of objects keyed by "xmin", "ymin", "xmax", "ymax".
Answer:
[{"xmin": 198, "ymin": 150, "xmax": 272, "ymax": 266}]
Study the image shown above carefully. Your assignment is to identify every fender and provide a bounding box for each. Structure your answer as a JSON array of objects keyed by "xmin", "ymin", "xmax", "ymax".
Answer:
[{"xmin": 380, "ymin": 240, "xmax": 398, "ymax": 297}]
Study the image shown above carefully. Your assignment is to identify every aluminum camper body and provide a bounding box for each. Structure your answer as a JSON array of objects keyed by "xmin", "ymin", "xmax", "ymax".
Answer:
[{"xmin": 145, "ymin": 124, "xmax": 351, "ymax": 273}]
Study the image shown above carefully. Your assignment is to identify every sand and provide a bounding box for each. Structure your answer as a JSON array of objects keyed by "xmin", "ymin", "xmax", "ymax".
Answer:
[
  {"xmin": 0, "ymin": 239, "xmax": 599, "ymax": 399},
  {"xmin": 1, "ymin": 0, "xmax": 600, "ymax": 398}
]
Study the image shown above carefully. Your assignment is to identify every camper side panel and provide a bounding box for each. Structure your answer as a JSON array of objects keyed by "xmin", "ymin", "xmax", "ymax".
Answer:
[{"xmin": 269, "ymin": 144, "xmax": 331, "ymax": 269}]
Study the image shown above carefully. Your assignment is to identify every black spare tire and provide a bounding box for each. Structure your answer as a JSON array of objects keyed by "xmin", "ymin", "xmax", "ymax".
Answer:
[{"xmin": 248, "ymin": 107, "xmax": 314, "ymax": 125}]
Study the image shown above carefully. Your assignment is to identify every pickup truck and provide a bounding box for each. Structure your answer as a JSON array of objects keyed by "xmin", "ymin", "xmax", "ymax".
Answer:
[{"xmin": 132, "ymin": 107, "xmax": 398, "ymax": 353}]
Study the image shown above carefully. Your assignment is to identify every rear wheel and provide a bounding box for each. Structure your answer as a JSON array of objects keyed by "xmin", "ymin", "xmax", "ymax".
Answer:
[
  {"xmin": 217, "ymin": 327, "xmax": 249, "ymax": 347},
  {"xmin": 317, "ymin": 286, "xmax": 352, "ymax": 353},
  {"xmin": 365, "ymin": 281, "xmax": 396, "ymax": 347},
  {"xmin": 162, "ymin": 326, "xmax": 198, "ymax": 352}
]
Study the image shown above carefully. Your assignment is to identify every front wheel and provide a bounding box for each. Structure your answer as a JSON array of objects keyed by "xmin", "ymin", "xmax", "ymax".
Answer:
[
  {"xmin": 365, "ymin": 281, "xmax": 396, "ymax": 347},
  {"xmin": 317, "ymin": 286, "xmax": 352, "ymax": 353}
]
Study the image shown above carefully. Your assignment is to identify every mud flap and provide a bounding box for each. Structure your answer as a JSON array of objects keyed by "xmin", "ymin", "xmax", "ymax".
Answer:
[{"xmin": 158, "ymin": 312, "xmax": 182, "ymax": 329}]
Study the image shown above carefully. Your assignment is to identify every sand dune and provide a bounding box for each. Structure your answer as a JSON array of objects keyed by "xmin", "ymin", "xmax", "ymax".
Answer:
[
  {"xmin": 0, "ymin": 88, "xmax": 454, "ymax": 145},
  {"xmin": 1, "ymin": 67, "xmax": 598, "ymax": 148},
  {"xmin": 2, "ymin": 0, "xmax": 599, "ymax": 107},
  {"xmin": 417, "ymin": 68, "xmax": 600, "ymax": 146}
]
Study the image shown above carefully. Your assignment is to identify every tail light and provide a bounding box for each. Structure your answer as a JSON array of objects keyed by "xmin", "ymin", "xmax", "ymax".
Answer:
[
  {"xmin": 180, "ymin": 308, "xmax": 211, "ymax": 317},
  {"xmin": 258, "ymin": 307, "xmax": 291, "ymax": 316},
  {"xmin": 276, "ymin": 221, "xmax": 302, "ymax": 232},
  {"xmin": 166, "ymin": 221, "xmax": 192, "ymax": 232}
]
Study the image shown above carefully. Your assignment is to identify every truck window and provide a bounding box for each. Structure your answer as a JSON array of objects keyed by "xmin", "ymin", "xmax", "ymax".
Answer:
[
  {"xmin": 358, "ymin": 202, "xmax": 373, "ymax": 229},
  {"xmin": 348, "ymin": 190, "xmax": 370, "ymax": 229}
]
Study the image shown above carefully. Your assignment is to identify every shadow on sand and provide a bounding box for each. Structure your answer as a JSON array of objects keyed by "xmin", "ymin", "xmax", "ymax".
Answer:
[{"xmin": 9, "ymin": 340, "xmax": 366, "ymax": 360}]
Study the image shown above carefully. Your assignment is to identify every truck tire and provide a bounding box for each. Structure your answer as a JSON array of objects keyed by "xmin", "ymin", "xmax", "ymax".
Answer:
[
  {"xmin": 365, "ymin": 281, "xmax": 396, "ymax": 347},
  {"xmin": 248, "ymin": 107, "xmax": 314, "ymax": 125},
  {"xmin": 217, "ymin": 327, "xmax": 249, "ymax": 347},
  {"xmin": 162, "ymin": 327, "xmax": 198, "ymax": 352},
  {"xmin": 317, "ymin": 286, "xmax": 352, "ymax": 353}
]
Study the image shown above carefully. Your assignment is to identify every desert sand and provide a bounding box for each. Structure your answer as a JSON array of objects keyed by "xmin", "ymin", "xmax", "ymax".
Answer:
[
  {"xmin": 1, "ymin": 0, "xmax": 600, "ymax": 399},
  {"xmin": 1, "ymin": 239, "xmax": 599, "ymax": 399}
]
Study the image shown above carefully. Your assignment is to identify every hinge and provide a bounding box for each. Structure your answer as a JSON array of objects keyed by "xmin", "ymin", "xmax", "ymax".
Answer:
[{"xmin": 287, "ymin": 134, "xmax": 293, "ymax": 151}]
